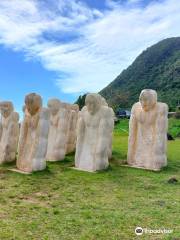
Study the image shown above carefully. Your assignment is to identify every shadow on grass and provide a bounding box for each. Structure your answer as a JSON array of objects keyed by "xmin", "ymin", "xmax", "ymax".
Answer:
[
  {"xmin": 160, "ymin": 163, "xmax": 180, "ymax": 174},
  {"xmin": 0, "ymin": 161, "xmax": 16, "ymax": 168}
]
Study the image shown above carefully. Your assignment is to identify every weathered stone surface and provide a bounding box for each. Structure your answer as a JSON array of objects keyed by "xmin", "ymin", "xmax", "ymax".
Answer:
[
  {"xmin": 127, "ymin": 89, "xmax": 168, "ymax": 170},
  {"xmin": 66, "ymin": 104, "xmax": 79, "ymax": 154},
  {"xmin": 101, "ymin": 96, "xmax": 114, "ymax": 159},
  {"xmin": 75, "ymin": 93, "xmax": 114, "ymax": 172},
  {"xmin": 46, "ymin": 99, "xmax": 69, "ymax": 161},
  {"xmin": 0, "ymin": 101, "xmax": 19, "ymax": 163},
  {"xmin": 17, "ymin": 93, "xmax": 49, "ymax": 172}
]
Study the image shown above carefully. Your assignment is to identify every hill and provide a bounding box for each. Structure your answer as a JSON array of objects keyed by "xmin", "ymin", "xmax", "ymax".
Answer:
[{"xmin": 100, "ymin": 37, "xmax": 180, "ymax": 111}]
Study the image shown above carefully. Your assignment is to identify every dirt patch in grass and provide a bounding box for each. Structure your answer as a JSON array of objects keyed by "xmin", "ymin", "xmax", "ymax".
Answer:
[{"xmin": 18, "ymin": 191, "xmax": 55, "ymax": 207}]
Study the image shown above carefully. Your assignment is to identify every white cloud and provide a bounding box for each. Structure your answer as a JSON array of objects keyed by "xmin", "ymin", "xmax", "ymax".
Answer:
[{"xmin": 0, "ymin": 0, "xmax": 180, "ymax": 93}]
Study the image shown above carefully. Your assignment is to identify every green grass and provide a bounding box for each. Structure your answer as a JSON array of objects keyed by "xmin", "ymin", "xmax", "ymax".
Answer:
[
  {"xmin": 115, "ymin": 118, "xmax": 180, "ymax": 138},
  {"xmin": 0, "ymin": 121, "xmax": 180, "ymax": 240},
  {"xmin": 168, "ymin": 118, "xmax": 180, "ymax": 138}
]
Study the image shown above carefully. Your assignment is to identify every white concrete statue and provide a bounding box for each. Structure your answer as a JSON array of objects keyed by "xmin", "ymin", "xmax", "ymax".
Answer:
[
  {"xmin": 66, "ymin": 104, "xmax": 79, "ymax": 154},
  {"xmin": 0, "ymin": 101, "xmax": 19, "ymax": 164},
  {"xmin": 127, "ymin": 89, "xmax": 168, "ymax": 170},
  {"xmin": 101, "ymin": 97, "xmax": 114, "ymax": 159},
  {"xmin": 75, "ymin": 93, "xmax": 114, "ymax": 172},
  {"xmin": 46, "ymin": 98, "xmax": 69, "ymax": 161},
  {"xmin": 17, "ymin": 93, "xmax": 49, "ymax": 173}
]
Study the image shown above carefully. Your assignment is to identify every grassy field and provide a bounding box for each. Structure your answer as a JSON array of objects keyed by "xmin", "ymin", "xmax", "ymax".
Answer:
[
  {"xmin": 168, "ymin": 118, "xmax": 180, "ymax": 138},
  {"xmin": 0, "ymin": 119, "xmax": 179, "ymax": 240}
]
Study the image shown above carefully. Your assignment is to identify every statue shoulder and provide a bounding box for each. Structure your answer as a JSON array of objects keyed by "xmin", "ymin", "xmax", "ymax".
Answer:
[
  {"xmin": 100, "ymin": 106, "xmax": 112, "ymax": 119},
  {"xmin": 103, "ymin": 106, "xmax": 114, "ymax": 117},
  {"xmin": 131, "ymin": 102, "xmax": 140, "ymax": 113},
  {"xmin": 109, "ymin": 107, "xmax": 115, "ymax": 118},
  {"xmin": 157, "ymin": 102, "xmax": 168, "ymax": 115}
]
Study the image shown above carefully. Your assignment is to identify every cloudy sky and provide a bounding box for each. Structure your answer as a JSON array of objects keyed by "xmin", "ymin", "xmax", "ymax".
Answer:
[{"xmin": 0, "ymin": 0, "xmax": 180, "ymax": 114}]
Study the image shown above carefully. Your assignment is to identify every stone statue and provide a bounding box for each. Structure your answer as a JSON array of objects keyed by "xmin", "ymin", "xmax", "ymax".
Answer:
[
  {"xmin": 101, "ymin": 97, "xmax": 114, "ymax": 159},
  {"xmin": 17, "ymin": 93, "xmax": 49, "ymax": 172},
  {"xmin": 75, "ymin": 93, "xmax": 114, "ymax": 172},
  {"xmin": 46, "ymin": 98, "xmax": 69, "ymax": 161},
  {"xmin": 127, "ymin": 89, "xmax": 168, "ymax": 170},
  {"xmin": 0, "ymin": 101, "xmax": 19, "ymax": 164},
  {"xmin": 66, "ymin": 104, "xmax": 79, "ymax": 154}
]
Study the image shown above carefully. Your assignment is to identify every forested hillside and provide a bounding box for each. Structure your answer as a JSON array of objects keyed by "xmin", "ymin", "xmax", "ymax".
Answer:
[{"xmin": 100, "ymin": 37, "xmax": 180, "ymax": 110}]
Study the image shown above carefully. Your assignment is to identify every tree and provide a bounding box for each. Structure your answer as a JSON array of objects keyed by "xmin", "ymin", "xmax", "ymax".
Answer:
[{"xmin": 74, "ymin": 94, "xmax": 87, "ymax": 110}]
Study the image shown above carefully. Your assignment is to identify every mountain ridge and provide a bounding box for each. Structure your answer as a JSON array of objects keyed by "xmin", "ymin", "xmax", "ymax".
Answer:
[{"xmin": 100, "ymin": 37, "xmax": 180, "ymax": 111}]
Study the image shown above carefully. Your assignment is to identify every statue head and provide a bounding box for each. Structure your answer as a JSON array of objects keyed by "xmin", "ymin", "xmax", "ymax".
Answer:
[
  {"xmin": 47, "ymin": 98, "xmax": 61, "ymax": 115},
  {"xmin": 139, "ymin": 89, "xmax": 157, "ymax": 112},
  {"xmin": 85, "ymin": 93, "xmax": 102, "ymax": 115},
  {"xmin": 71, "ymin": 104, "xmax": 79, "ymax": 112},
  {"xmin": 0, "ymin": 101, "xmax": 14, "ymax": 118},
  {"xmin": 25, "ymin": 93, "xmax": 42, "ymax": 116}
]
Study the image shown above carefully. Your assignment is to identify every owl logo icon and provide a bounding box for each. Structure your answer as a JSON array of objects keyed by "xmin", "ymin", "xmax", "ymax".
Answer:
[{"xmin": 135, "ymin": 227, "xmax": 143, "ymax": 235}]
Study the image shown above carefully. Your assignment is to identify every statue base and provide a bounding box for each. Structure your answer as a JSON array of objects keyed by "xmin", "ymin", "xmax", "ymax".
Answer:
[
  {"xmin": 70, "ymin": 167, "xmax": 96, "ymax": 173},
  {"xmin": 120, "ymin": 164, "xmax": 161, "ymax": 171},
  {"xmin": 8, "ymin": 168, "xmax": 32, "ymax": 174}
]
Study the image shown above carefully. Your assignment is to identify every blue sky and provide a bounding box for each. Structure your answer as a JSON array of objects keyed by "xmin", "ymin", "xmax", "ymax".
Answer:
[{"xmin": 0, "ymin": 0, "xmax": 180, "ymax": 117}]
